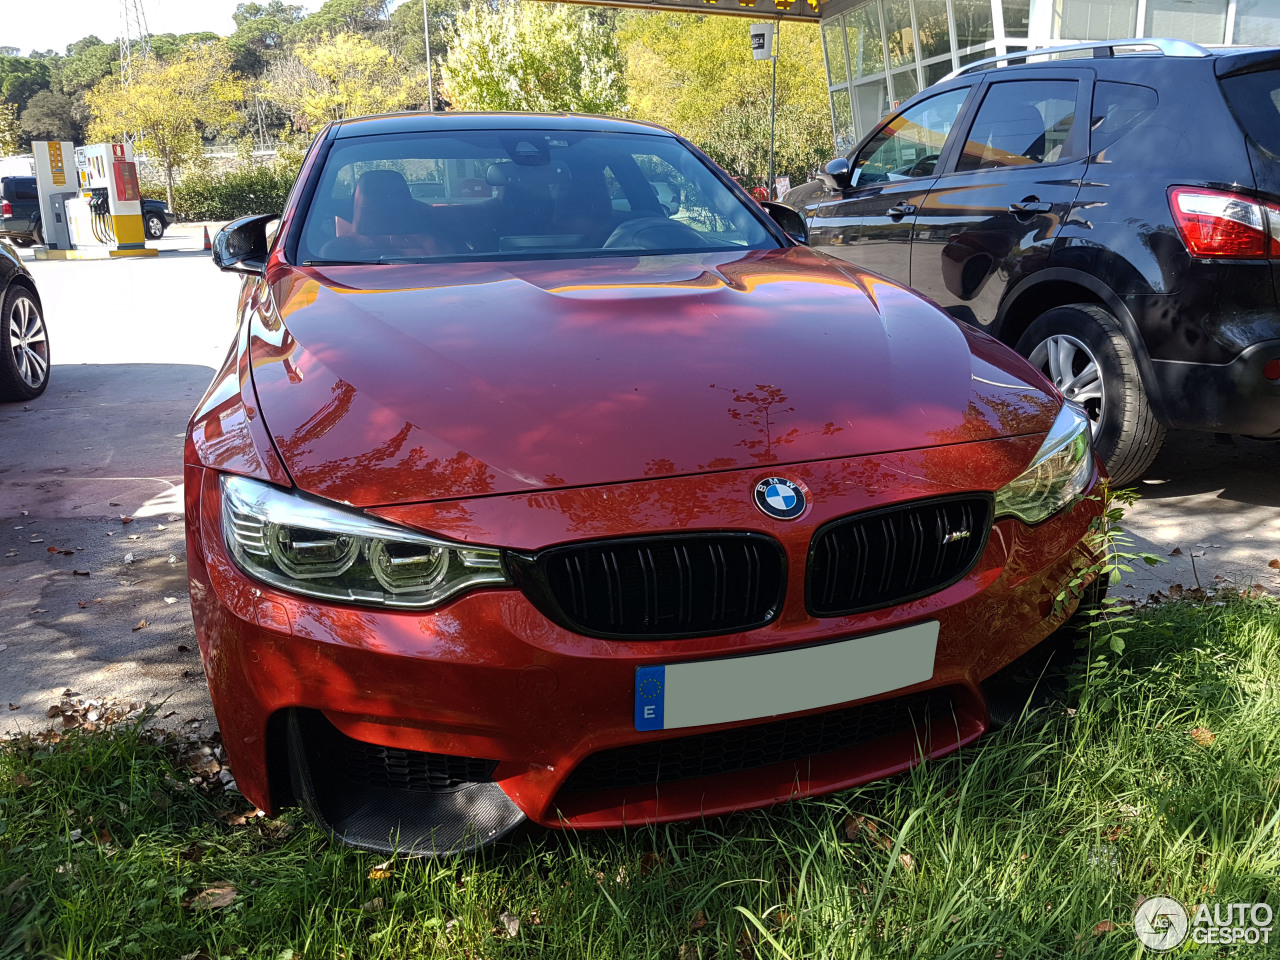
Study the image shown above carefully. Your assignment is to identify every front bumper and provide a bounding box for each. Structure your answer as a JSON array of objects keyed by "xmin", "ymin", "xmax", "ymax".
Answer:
[
  {"xmin": 1150, "ymin": 338, "xmax": 1280, "ymax": 437},
  {"xmin": 186, "ymin": 437, "xmax": 1102, "ymax": 851}
]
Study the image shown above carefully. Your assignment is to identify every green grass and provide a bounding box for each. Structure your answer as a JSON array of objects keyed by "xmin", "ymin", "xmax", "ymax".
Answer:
[{"xmin": 2, "ymin": 599, "xmax": 1278, "ymax": 960}]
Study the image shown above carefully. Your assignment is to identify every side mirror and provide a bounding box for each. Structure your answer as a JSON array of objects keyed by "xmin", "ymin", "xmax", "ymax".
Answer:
[
  {"xmin": 817, "ymin": 157, "xmax": 854, "ymax": 192},
  {"xmin": 761, "ymin": 201, "xmax": 809, "ymax": 245},
  {"xmin": 212, "ymin": 214, "xmax": 278, "ymax": 275}
]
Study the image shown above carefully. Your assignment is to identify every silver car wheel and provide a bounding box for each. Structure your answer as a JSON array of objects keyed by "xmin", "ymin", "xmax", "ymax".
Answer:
[
  {"xmin": 9, "ymin": 293, "xmax": 48, "ymax": 389},
  {"xmin": 1028, "ymin": 333, "xmax": 1104, "ymax": 435}
]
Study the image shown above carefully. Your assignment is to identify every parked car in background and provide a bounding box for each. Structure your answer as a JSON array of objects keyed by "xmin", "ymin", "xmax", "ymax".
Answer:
[
  {"xmin": 784, "ymin": 38, "xmax": 1280, "ymax": 484},
  {"xmin": 0, "ymin": 239, "xmax": 49, "ymax": 401},
  {"xmin": 0, "ymin": 176, "xmax": 42, "ymax": 247},
  {"xmin": 192, "ymin": 111, "xmax": 1103, "ymax": 855},
  {"xmin": 0, "ymin": 175, "xmax": 172, "ymax": 245}
]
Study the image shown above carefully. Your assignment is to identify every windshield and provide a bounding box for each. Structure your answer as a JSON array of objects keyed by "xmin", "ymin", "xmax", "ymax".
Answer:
[{"xmin": 297, "ymin": 129, "xmax": 779, "ymax": 264}]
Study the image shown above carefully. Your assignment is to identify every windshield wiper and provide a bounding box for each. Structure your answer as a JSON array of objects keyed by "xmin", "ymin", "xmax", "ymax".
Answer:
[{"xmin": 301, "ymin": 256, "xmax": 426, "ymax": 266}]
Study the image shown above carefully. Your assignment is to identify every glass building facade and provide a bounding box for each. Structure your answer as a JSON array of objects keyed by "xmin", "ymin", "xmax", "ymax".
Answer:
[{"xmin": 821, "ymin": 0, "xmax": 1280, "ymax": 152}]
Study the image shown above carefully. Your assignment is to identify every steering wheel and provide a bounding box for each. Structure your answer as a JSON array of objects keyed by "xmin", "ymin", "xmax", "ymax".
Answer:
[
  {"xmin": 603, "ymin": 217, "xmax": 712, "ymax": 250},
  {"xmin": 908, "ymin": 154, "xmax": 942, "ymax": 177}
]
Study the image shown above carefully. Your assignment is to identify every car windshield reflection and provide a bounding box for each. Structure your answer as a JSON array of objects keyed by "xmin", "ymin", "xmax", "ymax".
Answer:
[{"xmin": 297, "ymin": 129, "xmax": 779, "ymax": 264}]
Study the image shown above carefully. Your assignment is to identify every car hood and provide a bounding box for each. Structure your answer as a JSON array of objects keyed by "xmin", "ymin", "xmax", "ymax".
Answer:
[{"xmin": 248, "ymin": 247, "xmax": 1060, "ymax": 507}]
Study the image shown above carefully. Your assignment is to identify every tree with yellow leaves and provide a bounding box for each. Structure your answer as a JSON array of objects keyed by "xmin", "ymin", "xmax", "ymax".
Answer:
[
  {"xmin": 266, "ymin": 32, "xmax": 428, "ymax": 132},
  {"xmin": 619, "ymin": 13, "xmax": 831, "ymax": 190},
  {"xmin": 86, "ymin": 44, "xmax": 244, "ymax": 210},
  {"xmin": 0, "ymin": 102, "xmax": 19, "ymax": 157}
]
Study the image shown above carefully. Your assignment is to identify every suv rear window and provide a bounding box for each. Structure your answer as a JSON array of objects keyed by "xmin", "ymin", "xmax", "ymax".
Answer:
[
  {"xmin": 1221, "ymin": 69, "xmax": 1280, "ymax": 156},
  {"xmin": 1089, "ymin": 81, "xmax": 1157, "ymax": 155},
  {"xmin": 3, "ymin": 179, "xmax": 36, "ymax": 201}
]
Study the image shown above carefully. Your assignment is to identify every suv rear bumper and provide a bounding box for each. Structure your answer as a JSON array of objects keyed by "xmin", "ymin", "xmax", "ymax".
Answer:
[{"xmin": 1150, "ymin": 339, "xmax": 1280, "ymax": 437}]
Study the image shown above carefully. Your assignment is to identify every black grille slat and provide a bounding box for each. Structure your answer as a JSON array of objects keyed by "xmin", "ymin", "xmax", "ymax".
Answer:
[
  {"xmin": 808, "ymin": 496, "xmax": 991, "ymax": 617},
  {"xmin": 562, "ymin": 688, "xmax": 954, "ymax": 793},
  {"xmin": 334, "ymin": 736, "xmax": 497, "ymax": 792},
  {"xmin": 523, "ymin": 533, "xmax": 785, "ymax": 640}
]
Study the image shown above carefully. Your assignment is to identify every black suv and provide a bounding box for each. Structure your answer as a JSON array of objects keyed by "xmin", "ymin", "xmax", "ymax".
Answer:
[
  {"xmin": 784, "ymin": 38, "xmax": 1280, "ymax": 484},
  {"xmin": 1, "ymin": 175, "xmax": 173, "ymax": 245}
]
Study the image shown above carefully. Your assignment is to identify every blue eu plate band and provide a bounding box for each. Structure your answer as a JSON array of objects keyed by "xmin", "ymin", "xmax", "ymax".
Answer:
[{"xmin": 635, "ymin": 665, "xmax": 666, "ymax": 731}]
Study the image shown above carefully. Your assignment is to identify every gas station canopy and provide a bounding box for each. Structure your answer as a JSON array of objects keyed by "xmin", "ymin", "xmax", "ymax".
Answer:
[{"xmin": 551, "ymin": 0, "xmax": 819, "ymax": 22}]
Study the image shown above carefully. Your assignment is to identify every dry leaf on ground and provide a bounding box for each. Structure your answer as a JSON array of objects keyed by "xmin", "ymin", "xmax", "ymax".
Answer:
[
  {"xmin": 189, "ymin": 883, "xmax": 237, "ymax": 910},
  {"xmin": 499, "ymin": 909, "xmax": 520, "ymax": 937}
]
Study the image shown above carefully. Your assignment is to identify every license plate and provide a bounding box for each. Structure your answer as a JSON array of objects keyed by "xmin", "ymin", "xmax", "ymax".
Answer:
[{"xmin": 634, "ymin": 621, "xmax": 938, "ymax": 732}]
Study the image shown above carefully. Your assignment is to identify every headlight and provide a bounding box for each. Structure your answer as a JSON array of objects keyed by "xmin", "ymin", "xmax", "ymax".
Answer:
[
  {"xmin": 221, "ymin": 475, "xmax": 509, "ymax": 609},
  {"xmin": 994, "ymin": 402, "xmax": 1095, "ymax": 525}
]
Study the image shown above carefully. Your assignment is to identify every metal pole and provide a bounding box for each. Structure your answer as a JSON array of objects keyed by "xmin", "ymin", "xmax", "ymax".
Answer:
[
  {"xmin": 423, "ymin": 0, "xmax": 436, "ymax": 111},
  {"xmin": 769, "ymin": 20, "xmax": 779, "ymax": 198}
]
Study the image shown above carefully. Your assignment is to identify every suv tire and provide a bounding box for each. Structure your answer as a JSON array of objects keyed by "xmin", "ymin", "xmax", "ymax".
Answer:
[
  {"xmin": 145, "ymin": 212, "xmax": 165, "ymax": 240},
  {"xmin": 1016, "ymin": 303, "xmax": 1165, "ymax": 485},
  {"xmin": 0, "ymin": 285, "xmax": 50, "ymax": 402}
]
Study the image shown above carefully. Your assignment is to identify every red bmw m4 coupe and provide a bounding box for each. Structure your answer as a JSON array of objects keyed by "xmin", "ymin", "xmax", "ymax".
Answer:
[{"xmin": 189, "ymin": 112, "xmax": 1102, "ymax": 854}]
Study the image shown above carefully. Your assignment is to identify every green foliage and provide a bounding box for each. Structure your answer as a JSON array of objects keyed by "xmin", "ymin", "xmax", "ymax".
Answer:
[
  {"xmin": 441, "ymin": 1, "xmax": 627, "ymax": 115},
  {"xmin": 619, "ymin": 13, "xmax": 832, "ymax": 189},
  {"xmin": 228, "ymin": 2, "xmax": 306, "ymax": 76},
  {"xmin": 1056, "ymin": 486, "xmax": 1165, "ymax": 658},
  {"xmin": 149, "ymin": 32, "xmax": 224, "ymax": 61},
  {"xmin": 388, "ymin": 0, "xmax": 458, "ymax": 69},
  {"xmin": 0, "ymin": 55, "xmax": 51, "ymax": 110},
  {"xmin": 19, "ymin": 89, "xmax": 82, "ymax": 143},
  {"xmin": 58, "ymin": 37, "xmax": 117, "ymax": 95},
  {"xmin": 156, "ymin": 162, "xmax": 299, "ymax": 221},
  {"xmin": 286, "ymin": 0, "xmax": 393, "ymax": 45}
]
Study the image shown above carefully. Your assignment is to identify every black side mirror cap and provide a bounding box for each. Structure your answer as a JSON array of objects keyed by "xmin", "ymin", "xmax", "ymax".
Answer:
[
  {"xmin": 760, "ymin": 201, "xmax": 809, "ymax": 245},
  {"xmin": 817, "ymin": 157, "xmax": 853, "ymax": 192},
  {"xmin": 212, "ymin": 214, "xmax": 279, "ymax": 275}
]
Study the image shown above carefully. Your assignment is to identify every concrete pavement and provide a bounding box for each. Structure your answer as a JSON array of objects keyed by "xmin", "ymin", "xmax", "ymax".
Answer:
[
  {"xmin": 1, "ymin": 224, "xmax": 238, "ymax": 732},
  {"xmin": 0, "ymin": 223, "xmax": 1277, "ymax": 735}
]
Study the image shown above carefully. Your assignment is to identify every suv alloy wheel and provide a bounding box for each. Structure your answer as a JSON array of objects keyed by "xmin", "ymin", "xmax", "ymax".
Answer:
[{"xmin": 1016, "ymin": 303, "xmax": 1166, "ymax": 485}]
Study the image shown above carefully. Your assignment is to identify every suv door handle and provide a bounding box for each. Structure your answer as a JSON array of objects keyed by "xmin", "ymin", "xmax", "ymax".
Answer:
[
  {"xmin": 1009, "ymin": 200, "xmax": 1053, "ymax": 215},
  {"xmin": 887, "ymin": 204, "xmax": 917, "ymax": 220}
]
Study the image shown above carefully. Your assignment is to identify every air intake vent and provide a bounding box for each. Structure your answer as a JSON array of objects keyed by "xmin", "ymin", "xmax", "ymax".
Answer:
[
  {"xmin": 561, "ymin": 687, "xmax": 955, "ymax": 793},
  {"xmin": 514, "ymin": 533, "xmax": 786, "ymax": 640},
  {"xmin": 807, "ymin": 495, "xmax": 991, "ymax": 617}
]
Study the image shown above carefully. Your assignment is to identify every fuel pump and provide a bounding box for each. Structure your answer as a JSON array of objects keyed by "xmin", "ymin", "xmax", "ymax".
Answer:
[
  {"xmin": 54, "ymin": 141, "xmax": 157, "ymax": 259},
  {"xmin": 32, "ymin": 141, "xmax": 78, "ymax": 250}
]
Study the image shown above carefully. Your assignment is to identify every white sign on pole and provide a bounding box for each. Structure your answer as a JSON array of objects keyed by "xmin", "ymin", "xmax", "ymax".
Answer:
[{"xmin": 750, "ymin": 23, "xmax": 775, "ymax": 60}]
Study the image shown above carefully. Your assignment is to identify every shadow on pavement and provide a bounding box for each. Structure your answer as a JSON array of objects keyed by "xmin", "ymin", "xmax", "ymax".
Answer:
[
  {"xmin": 1136, "ymin": 430, "xmax": 1280, "ymax": 509},
  {"xmin": 1, "ymin": 362, "xmax": 218, "ymax": 733}
]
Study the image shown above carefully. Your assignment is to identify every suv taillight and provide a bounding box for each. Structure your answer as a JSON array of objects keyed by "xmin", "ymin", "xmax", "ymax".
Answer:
[
  {"xmin": 1169, "ymin": 186, "xmax": 1280, "ymax": 259},
  {"xmin": 0, "ymin": 200, "xmax": 10, "ymax": 217}
]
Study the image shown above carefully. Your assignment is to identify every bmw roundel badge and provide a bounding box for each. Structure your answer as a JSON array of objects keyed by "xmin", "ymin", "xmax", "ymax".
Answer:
[{"xmin": 754, "ymin": 476, "xmax": 807, "ymax": 520}]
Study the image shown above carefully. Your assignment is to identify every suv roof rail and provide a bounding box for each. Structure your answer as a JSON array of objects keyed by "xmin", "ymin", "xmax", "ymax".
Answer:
[{"xmin": 943, "ymin": 37, "xmax": 1211, "ymax": 81}]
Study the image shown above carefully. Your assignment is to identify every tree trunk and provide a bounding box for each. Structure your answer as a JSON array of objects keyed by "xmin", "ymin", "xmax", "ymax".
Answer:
[{"xmin": 165, "ymin": 151, "xmax": 175, "ymax": 214}]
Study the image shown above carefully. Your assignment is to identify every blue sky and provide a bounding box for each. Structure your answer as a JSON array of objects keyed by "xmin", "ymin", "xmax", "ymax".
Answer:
[{"xmin": 1, "ymin": 0, "xmax": 413, "ymax": 56}]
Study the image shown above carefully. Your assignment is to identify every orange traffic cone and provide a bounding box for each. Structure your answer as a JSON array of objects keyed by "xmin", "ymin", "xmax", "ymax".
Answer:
[{"xmin": 202, "ymin": 226, "xmax": 212, "ymax": 252}]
